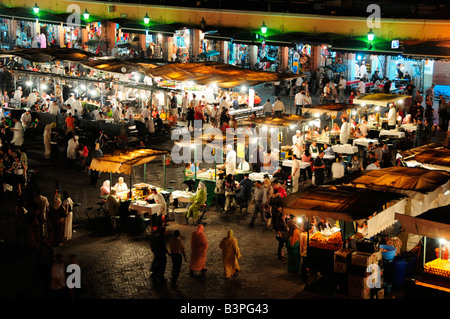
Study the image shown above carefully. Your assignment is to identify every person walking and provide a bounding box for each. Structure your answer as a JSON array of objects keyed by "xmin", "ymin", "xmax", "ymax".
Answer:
[
  {"xmin": 291, "ymin": 154, "xmax": 300, "ymax": 192},
  {"xmin": 190, "ymin": 224, "xmax": 208, "ymax": 277},
  {"xmin": 169, "ymin": 230, "xmax": 187, "ymax": 288},
  {"xmin": 150, "ymin": 226, "xmax": 170, "ymax": 283},
  {"xmin": 224, "ymin": 174, "xmax": 237, "ymax": 213},
  {"xmin": 287, "ymin": 228, "xmax": 301, "ymax": 273},
  {"xmin": 313, "ymin": 151, "xmax": 326, "ymax": 186},
  {"xmin": 248, "ymin": 180, "xmax": 267, "ymax": 227},
  {"xmin": 61, "ymin": 191, "xmax": 74, "ymax": 243},
  {"xmin": 219, "ymin": 229, "xmax": 242, "ymax": 279},
  {"xmin": 273, "ymin": 213, "xmax": 288, "ymax": 260}
]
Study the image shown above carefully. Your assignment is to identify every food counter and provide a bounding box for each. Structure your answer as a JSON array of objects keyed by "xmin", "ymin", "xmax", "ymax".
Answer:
[
  {"xmin": 353, "ymin": 138, "xmax": 379, "ymax": 147},
  {"xmin": 379, "ymin": 130, "xmax": 406, "ymax": 139},
  {"xmin": 331, "ymin": 144, "xmax": 359, "ymax": 155}
]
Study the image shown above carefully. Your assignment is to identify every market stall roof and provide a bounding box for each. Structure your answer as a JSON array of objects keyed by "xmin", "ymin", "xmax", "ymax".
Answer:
[
  {"xmin": 143, "ymin": 62, "xmax": 299, "ymax": 88},
  {"xmin": 348, "ymin": 167, "xmax": 450, "ymax": 193},
  {"xmin": 403, "ymin": 149, "xmax": 450, "ymax": 171},
  {"xmin": 302, "ymin": 103, "xmax": 356, "ymax": 116},
  {"xmin": 281, "ymin": 186, "xmax": 405, "ymax": 221},
  {"xmin": 399, "ymin": 142, "xmax": 446, "ymax": 159},
  {"xmin": 89, "ymin": 149, "xmax": 169, "ymax": 175},
  {"xmin": 353, "ymin": 93, "xmax": 410, "ymax": 107},
  {"xmin": 80, "ymin": 57, "xmax": 166, "ymax": 74},
  {"xmin": 282, "ymin": 186, "xmax": 406, "ymax": 237},
  {"xmin": 241, "ymin": 114, "xmax": 307, "ymax": 127},
  {"xmin": 0, "ymin": 48, "xmax": 98, "ymax": 63},
  {"xmin": 395, "ymin": 205, "xmax": 450, "ymax": 240}
]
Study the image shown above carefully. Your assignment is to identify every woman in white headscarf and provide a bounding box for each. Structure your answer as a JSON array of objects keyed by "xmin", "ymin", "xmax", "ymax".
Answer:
[
  {"xmin": 100, "ymin": 180, "xmax": 111, "ymax": 197},
  {"xmin": 186, "ymin": 182, "xmax": 207, "ymax": 224},
  {"xmin": 67, "ymin": 134, "xmax": 79, "ymax": 160}
]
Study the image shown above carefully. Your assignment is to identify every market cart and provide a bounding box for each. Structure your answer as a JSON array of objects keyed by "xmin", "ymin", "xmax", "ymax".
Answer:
[
  {"xmin": 353, "ymin": 93, "xmax": 411, "ymax": 141},
  {"xmin": 329, "ymin": 166, "xmax": 450, "ymax": 252},
  {"xmin": 282, "ymin": 186, "xmax": 407, "ymax": 290},
  {"xmin": 395, "ymin": 205, "xmax": 450, "ymax": 296},
  {"xmin": 89, "ymin": 148, "xmax": 171, "ymax": 232}
]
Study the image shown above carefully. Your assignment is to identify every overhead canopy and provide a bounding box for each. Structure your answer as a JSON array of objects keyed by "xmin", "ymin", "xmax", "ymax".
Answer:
[
  {"xmin": 353, "ymin": 93, "xmax": 410, "ymax": 107},
  {"xmin": 399, "ymin": 142, "xmax": 445, "ymax": 159},
  {"xmin": 349, "ymin": 167, "xmax": 450, "ymax": 194},
  {"xmin": 241, "ymin": 114, "xmax": 307, "ymax": 127},
  {"xmin": 282, "ymin": 186, "xmax": 405, "ymax": 221},
  {"xmin": 403, "ymin": 149, "xmax": 450, "ymax": 171},
  {"xmin": 303, "ymin": 103, "xmax": 356, "ymax": 116},
  {"xmin": 80, "ymin": 57, "xmax": 165, "ymax": 75},
  {"xmin": 0, "ymin": 48, "xmax": 97, "ymax": 62},
  {"xmin": 395, "ymin": 205, "xmax": 450, "ymax": 240},
  {"xmin": 143, "ymin": 62, "xmax": 299, "ymax": 88},
  {"xmin": 90, "ymin": 149, "xmax": 169, "ymax": 175}
]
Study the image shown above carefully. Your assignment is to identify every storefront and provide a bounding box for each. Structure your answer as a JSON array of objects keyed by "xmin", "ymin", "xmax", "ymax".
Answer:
[
  {"xmin": 288, "ymin": 43, "xmax": 312, "ymax": 74},
  {"xmin": 62, "ymin": 26, "xmax": 82, "ymax": 49},
  {"xmin": 228, "ymin": 42, "xmax": 251, "ymax": 68},
  {"xmin": 0, "ymin": 18, "xmax": 12, "ymax": 49},
  {"xmin": 256, "ymin": 42, "xmax": 280, "ymax": 72},
  {"xmin": 172, "ymin": 29, "xmax": 190, "ymax": 62}
]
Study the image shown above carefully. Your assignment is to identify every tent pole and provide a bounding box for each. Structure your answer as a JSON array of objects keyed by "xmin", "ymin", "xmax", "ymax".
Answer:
[
  {"xmin": 143, "ymin": 163, "xmax": 147, "ymax": 183},
  {"xmin": 129, "ymin": 168, "xmax": 133, "ymax": 199},
  {"xmin": 423, "ymin": 236, "xmax": 427, "ymax": 266},
  {"xmin": 163, "ymin": 154, "xmax": 167, "ymax": 190}
]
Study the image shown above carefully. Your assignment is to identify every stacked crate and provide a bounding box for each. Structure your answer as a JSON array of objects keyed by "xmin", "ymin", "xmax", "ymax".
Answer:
[{"xmin": 347, "ymin": 251, "xmax": 385, "ymax": 299}]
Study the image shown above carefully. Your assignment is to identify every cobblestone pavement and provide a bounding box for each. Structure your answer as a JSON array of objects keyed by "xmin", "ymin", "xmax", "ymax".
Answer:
[
  {"xmin": 1, "ymin": 87, "xmax": 419, "ymax": 301},
  {"xmin": 0, "ymin": 125, "xmax": 333, "ymax": 300}
]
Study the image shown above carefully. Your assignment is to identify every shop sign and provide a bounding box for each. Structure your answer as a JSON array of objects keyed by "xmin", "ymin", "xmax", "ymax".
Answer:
[
  {"xmin": 391, "ymin": 40, "xmax": 399, "ymax": 49},
  {"xmin": 248, "ymin": 88, "xmax": 255, "ymax": 108},
  {"xmin": 424, "ymin": 60, "xmax": 434, "ymax": 75}
]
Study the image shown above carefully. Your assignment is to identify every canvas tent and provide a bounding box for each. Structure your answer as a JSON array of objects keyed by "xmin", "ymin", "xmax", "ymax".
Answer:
[
  {"xmin": 353, "ymin": 93, "xmax": 411, "ymax": 107},
  {"xmin": 401, "ymin": 148, "xmax": 450, "ymax": 172},
  {"xmin": 281, "ymin": 186, "xmax": 407, "ymax": 239},
  {"xmin": 330, "ymin": 167, "xmax": 450, "ymax": 251},
  {"xmin": 143, "ymin": 62, "xmax": 299, "ymax": 88},
  {"xmin": 90, "ymin": 149, "xmax": 170, "ymax": 196}
]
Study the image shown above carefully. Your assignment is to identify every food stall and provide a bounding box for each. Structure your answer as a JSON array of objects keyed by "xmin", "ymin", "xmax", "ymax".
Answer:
[
  {"xmin": 395, "ymin": 205, "xmax": 450, "ymax": 295},
  {"xmin": 174, "ymin": 133, "xmax": 251, "ymax": 206},
  {"xmin": 281, "ymin": 186, "xmax": 407, "ymax": 293},
  {"xmin": 352, "ymin": 93, "xmax": 410, "ymax": 138},
  {"xmin": 89, "ymin": 148, "xmax": 171, "ymax": 211},
  {"xmin": 332, "ymin": 167, "xmax": 450, "ymax": 253},
  {"xmin": 302, "ymin": 103, "xmax": 357, "ymax": 145},
  {"xmin": 400, "ymin": 147, "xmax": 450, "ymax": 173}
]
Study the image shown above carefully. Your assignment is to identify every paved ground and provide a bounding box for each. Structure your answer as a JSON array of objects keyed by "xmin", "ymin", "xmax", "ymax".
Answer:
[{"xmin": 0, "ymin": 85, "xmax": 442, "ymax": 301}]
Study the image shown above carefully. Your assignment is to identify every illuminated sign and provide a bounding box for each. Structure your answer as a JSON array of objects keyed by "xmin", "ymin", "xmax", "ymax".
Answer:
[{"xmin": 391, "ymin": 40, "xmax": 400, "ymax": 49}]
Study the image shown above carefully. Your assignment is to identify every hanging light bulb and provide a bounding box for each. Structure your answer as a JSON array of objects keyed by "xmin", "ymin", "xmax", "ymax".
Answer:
[
  {"xmin": 367, "ymin": 29, "xmax": 375, "ymax": 42},
  {"xmin": 33, "ymin": 3, "xmax": 39, "ymax": 14},
  {"xmin": 83, "ymin": 9, "xmax": 90, "ymax": 20},
  {"xmin": 261, "ymin": 21, "xmax": 267, "ymax": 35},
  {"xmin": 143, "ymin": 13, "xmax": 150, "ymax": 25}
]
